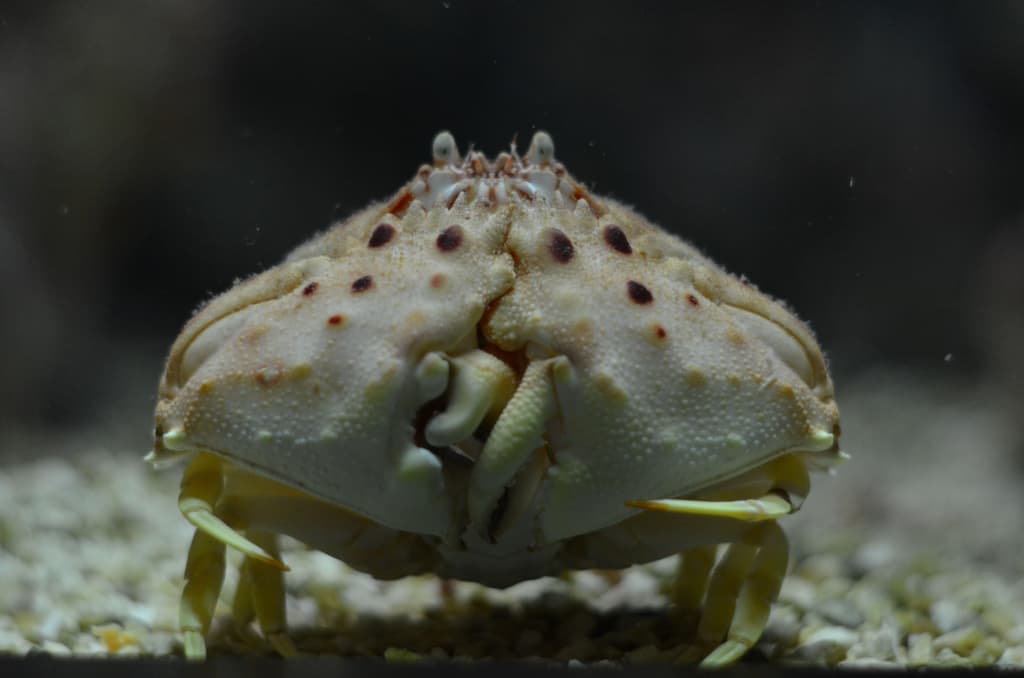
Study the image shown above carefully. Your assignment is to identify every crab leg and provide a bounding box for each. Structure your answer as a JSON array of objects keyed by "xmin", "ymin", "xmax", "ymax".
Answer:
[
  {"xmin": 243, "ymin": 530, "xmax": 297, "ymax": 656},
  {"xmin": 694, "ymin": 538, "xmax": 758, "ymax": 656},
  {"xmin": 626, "ymin": 453, "xmax": 809, "ymax": 521},
  {"xmin": 627, "ymin": 493, "xmax": 793, "ymax": 522},
  {"xmin": 178, "ymin": 453, "xmax": 288, "ymax": 571},
  {"xmin": 701, "ymin": 521, "xmax": 788, "ymax": 666},
  {"xmin": 180, "ymin": 528, "xmax": 226, "ymax": 660},
  {"xmin": 231, "ymin": 558, "xmax": 255, "ymax": 631},
  {"xmin": 673, "ymin": 545, "xmax": 718, "ymax": 613},
  {"xmin": 630, "ymin": 463, "xmax": 801, "ymax": 666}
]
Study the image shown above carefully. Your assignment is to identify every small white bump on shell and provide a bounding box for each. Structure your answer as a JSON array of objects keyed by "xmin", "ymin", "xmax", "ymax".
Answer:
[
  {"xmin": 432, "ymin": 130, "xmax": 460, "ymax": 167},
  {"xmin": 525, "ymin": 130, "xmax": 555, "ymax": 165}
]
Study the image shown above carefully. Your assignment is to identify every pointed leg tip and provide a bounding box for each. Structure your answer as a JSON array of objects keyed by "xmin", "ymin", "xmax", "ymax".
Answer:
[
  {"xmin": 254, "ymin": 554, "xmax": 290, "ymax": 572},
  {"xmin": 700, "ymin": 639, "xmax": 751, "ymax": 667},
  {"xmin": 183, "ymin": 630, "xmax": 207, "ymax": 661},
  {"xmin": 268, "ymin": 632, "xmax": 298, "ymax": 657}
]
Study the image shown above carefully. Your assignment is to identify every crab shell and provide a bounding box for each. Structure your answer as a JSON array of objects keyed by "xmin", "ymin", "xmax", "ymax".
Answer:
[{"xmin": 151, "ymin": 131, "xmax": 841, "ymax": 588}]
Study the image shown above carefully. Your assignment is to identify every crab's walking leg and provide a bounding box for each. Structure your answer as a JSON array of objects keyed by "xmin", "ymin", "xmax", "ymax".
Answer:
[
  {"xmin": 627, "ymin": 493, "xmax": 792, "ymax": 522},
  {"xmin": 695, "ymin": 538, "xmax": 758, "ymax": 651},
  {"xmin": 631, "ymin": 476, "xmax": 798, "ymax": 666},
  {"xmin": 700, "ymin": 521, "xmax": 788, "ymax": 667},
  {"xmin": 180, "ymin": 529, "xmax": 225, "ymax": 660},
  {"xmin": 231, "ymin": 558, "xmax": 255, "ymax": 631},
  {"xmin": 178, "ymin": 453, "xmax": 288, "ymax": 571},
  {"xmin": 244, "ymin": 530, "xmax": 297, "ymax": 656},
  {"xmin": 673, "ymin": 545, "xmax": 717, "ymax": 613}
]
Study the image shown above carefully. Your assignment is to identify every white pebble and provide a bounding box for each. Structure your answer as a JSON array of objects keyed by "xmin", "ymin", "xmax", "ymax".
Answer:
[
  {"xmin": 0, "ymin": 629, "xmax": 32, "ymax": 655},
  {"xmin": 848, "ymin": 622, "xmax": 901, "ymax": 661},
  {"xmin": 779, "ymin": 578, "xmax": 817, "ymax": 610},
  {"xmin": 907, "ymin": 633, "xmax": 933, "ymax": 665},
  {"xmin": 930, "ymin": 599, "xmax": 973, "ymax": 633},
  {"xmin": 933, "ymin": 626, "xmax": 984, "ymax": 655},
  {"xmin": 997, "ymin": 646, "xmax": 1024, "ymax": 667},
  {"xmin": 801, "ymin": 626, "xmax": 860, "ymax": 650},
  {"xmin": 838, "ymin": 657, "xmax": 905, "ymax": 669},
  {"xmin": 852, "ymin": 540, "xmax": 899, "ymax": 572},
  {"xmin": 816, "ymin": 598, "xmax": 865, "ymax": 628},
  {"xmin": 765, "ymin": 605, "xmax": 801, "ymax": 646},
  {"xmin": 38, "ymin": 640, "xmax": 72, "ymax": 657}
]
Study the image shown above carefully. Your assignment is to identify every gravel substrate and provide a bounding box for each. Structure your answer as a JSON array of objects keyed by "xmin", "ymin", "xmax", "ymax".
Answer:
[{"xmin": 1, "ymin": 370, "xmax": 1022, "ymax": 667}]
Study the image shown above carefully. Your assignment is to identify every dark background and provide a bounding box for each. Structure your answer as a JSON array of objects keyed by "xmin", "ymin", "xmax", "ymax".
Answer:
[{"xmin": 1, "ymin": 0, "xmax": 1022, "ymax": 439}]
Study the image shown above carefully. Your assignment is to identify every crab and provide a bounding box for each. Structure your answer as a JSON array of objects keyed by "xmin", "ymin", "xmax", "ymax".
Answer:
[{"xmin": 149, "ymin": 130, "xmax": 843, "ymax": 665}]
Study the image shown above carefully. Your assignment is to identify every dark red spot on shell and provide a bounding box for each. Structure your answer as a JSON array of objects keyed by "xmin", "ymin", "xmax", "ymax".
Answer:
[
  {"xmin": 430, "ymin": 273, "xmax": 446, "ymax": 289},
  {"xmin": 655, "ymin": 324, "xmax": 667, "ymax": 339},
  {"xmin": 387, "ymin": 190, "xmax": 414, "ymax": 217},
  {"xmin": 687, "ymin": 294, "xmax": 700, "ymax": 307},
  {"xmin": 327, "ymin": 314, "xmax": 345, "ymax": 326},
  {"xmin": 627, "ymin": 281, "xmax": 653, "ymax": 305},
  {"xmin": 604, "ymin": 225, "xmax": 632, "ymax": 254},
  {"xmin": 368, "ymin": 223, "xmax": 395, "ymax": 248},
  {"xmin": 548, "ymin": 229, "xmax": 575, "ymax": 263},
  {"xmin": 302, "ymin": 282, "xmax": 319, "ymax": 296},
  {"xmin": 436, "ymin": 225, "xmax": 464, "ymax": 252},
  {"xmin": 352, "ymin": 275, "xmax": 373, "ymax": 293}
]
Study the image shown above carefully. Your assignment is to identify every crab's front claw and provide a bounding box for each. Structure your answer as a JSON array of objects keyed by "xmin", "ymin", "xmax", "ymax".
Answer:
[
  {"xmin": 466, "ymin": 357, "xmax": 567, "ymax": 534},
  {"xmin": 425, "ymin": 349, "xmax": 516, "ymax": 449}
]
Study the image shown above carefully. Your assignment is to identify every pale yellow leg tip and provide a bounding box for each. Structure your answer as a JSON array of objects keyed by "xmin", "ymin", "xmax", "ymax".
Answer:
[
  {"xmin": 183, "ymin": 630, "xmax": 207, "ymax": 661},
  {"xmin": 700, "ymin": 639, "xmax": 751, "ymax": 667},
  {"xmin": 268, "ymin": 632, "xmax": 298, "ymax": 657}
]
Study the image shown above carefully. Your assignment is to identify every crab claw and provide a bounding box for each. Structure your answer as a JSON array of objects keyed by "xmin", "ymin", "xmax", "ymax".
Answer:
[{"xmin": 425, "ymin": 350, "xmax": 516, "ymax": 449}]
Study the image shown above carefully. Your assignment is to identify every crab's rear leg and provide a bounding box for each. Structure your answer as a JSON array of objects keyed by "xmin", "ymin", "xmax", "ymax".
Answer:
[
  {"xmin": 672, "ymin": 544, "xmax": 717, "ymax": 613},
  {"xmin": 628, "ymin": 455, "xmax": 806, "ymax": 666},
  {"xmin": 699, "ymin": 521, "xmax": 788, "ymax": 666},
  {"xmin": 231, "ymin": 531, "xmax": 297, "ymax": 656}
]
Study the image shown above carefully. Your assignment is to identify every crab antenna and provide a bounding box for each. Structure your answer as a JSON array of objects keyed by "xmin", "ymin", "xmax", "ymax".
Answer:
[
  {"xmin": 432, "ymin": 130, "xmax": 460, "ymax": 167},
  {"xmin": 525, "ymin": 130, "xmax": 555, "ymax": 166}
]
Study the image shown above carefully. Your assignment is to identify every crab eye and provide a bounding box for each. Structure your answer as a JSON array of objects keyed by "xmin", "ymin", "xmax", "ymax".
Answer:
[
  {"xmin": 432, "ymin": 131, "xmax": 460, "ymax": 166},
  {"xmin": 525, "ymin": 130, "xmax": 555, "ymax": 165},
  {"xmin": 725, "ymin": 307, "xmax": 816, "ymax": 388}
]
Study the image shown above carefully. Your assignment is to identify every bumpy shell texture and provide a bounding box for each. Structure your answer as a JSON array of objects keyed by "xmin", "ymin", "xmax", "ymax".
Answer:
[{"xmin": 152, "ymin": 131, "xmax": 841, "ymax": 580}]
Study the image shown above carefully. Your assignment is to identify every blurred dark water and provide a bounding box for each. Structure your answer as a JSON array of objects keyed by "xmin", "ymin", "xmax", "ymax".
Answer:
[{"xmin": 0, "ymin": 1, "xmax": 1022, "ymax": 435}]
